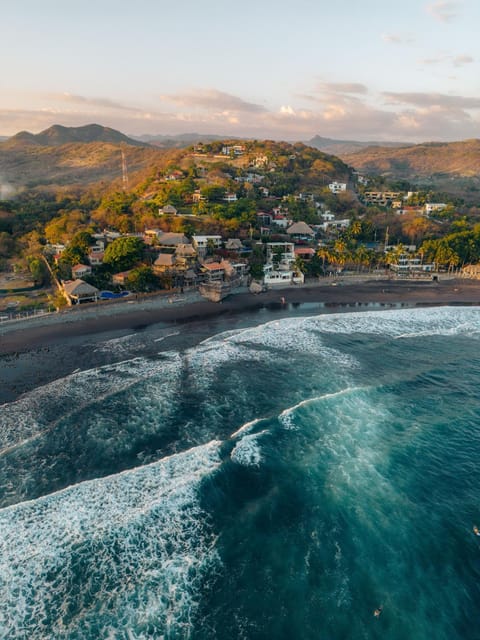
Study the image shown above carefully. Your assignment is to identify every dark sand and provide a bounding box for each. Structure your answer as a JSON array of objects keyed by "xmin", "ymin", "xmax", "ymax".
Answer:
[{"xmin": 1, "ymin": 277, "xmax": 480, "ymax": 356}]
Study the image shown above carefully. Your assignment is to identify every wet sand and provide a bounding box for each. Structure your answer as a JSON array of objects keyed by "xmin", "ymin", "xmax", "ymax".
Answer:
[{"xmin": 1, "ymin": 277, "xmax": 480, "ymax": 356}]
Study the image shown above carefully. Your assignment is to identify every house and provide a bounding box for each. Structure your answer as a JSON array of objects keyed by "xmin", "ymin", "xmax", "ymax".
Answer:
[
  {"xmin": 363, "ymin": 191, "xmax": 401, "ymax": 206},
  {"xmin": 321, "ymin": 211, "xmax": 335, "ymax": 221},
  {"xmin": 88, "ymin": 252, "xmax": 104, "ymax": 266},
  {"xmin": 272, "ymin": 215, "xmax": 290, "ymax": 229},
  {"xmin": 328, "ymin": 182, "xmax": 347, "ymax": 194},
  {"xmin": 165, "ymin": 170, "xmax": 184, "ymax": 181},
  {"xmin": 143, "ymin": 229, "xmax": 188, "ymax": 248},
  {"xmin": 175, "ymin": 243, "xmax": 197, "ymax": 262},
  {"xmin": 263, "ymin": 264, "xmax": 304, "ymax": 286},
  {"xmin": 265, "ymin": 242, "xmax": 296, "ymax": 270},
  {"xmin": 192, "ymin": 190, "xmax": 206, "ymax": 203},
  {"xmin": 158, "ymin": 204, "xmax": 178, "ymax": 216},
  {"xmin": 294, "ymin": 247, "xmax": 315, "ymax": 261},
  {"xmin": 192, "ymin": 235, "xmax": 222, "ymax": 257},
  {"xmin": 153, "ymin": 254, "xmax": 177, "ymax": 274},
  {"xmin": 320, "ymin": 219, "xmax": 351, "ymax": 232},
  {"xmin": 389, "ymin": 254, "xmax": 435, "ymax": 274},
  {"xmin": 71, "ymin": 264, "xmax": 92, "ymax": 279},
  {"xmin": 286, "ymin": 221, "xmax": 315, "ymax": 240},
  {"xmin": 425, "ymin": 203, "xmax": 446, "ymax": 215},
  {"xmin": 223, "ymin": 193, "xmax": 238, "ymax": 203},
  {"xmin": 222, "ymin": 145, "xmax": 245, "ymax": 156},
  {"xmin": 462, "ymin": 264, "xmax": 480, "ymax": 279},
  {"xmin": 201, "ymin": 261, "xmax": 227, "ymax": 282},
  {"xmin": 256, "ymin": 212, "xmax": 272, "ymax": 226},
  {"xmin": 63, "ymin": 279, "xmax": 99, "ymax": 304},
  {"xmin": 225, "ymin": 238, "xmax": 243, "ymax": 252},
  {"xmin": 44, "ymin": 243, "xmax": 66, "ymax": 255},
  {"xmin": 112, "ymin": 270, "xmax": 133, "ymax": 285}
]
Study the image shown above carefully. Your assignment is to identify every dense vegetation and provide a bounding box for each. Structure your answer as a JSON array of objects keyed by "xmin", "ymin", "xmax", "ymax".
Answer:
[{"xmin": 2, "ymin": 131, "xmax": 480, "ymax": 301}]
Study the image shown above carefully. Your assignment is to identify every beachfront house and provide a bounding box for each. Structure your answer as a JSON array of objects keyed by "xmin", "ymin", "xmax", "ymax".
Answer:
[{"xmin": 63, "ymin": 279, "xmax": 99, "ymax": 304}]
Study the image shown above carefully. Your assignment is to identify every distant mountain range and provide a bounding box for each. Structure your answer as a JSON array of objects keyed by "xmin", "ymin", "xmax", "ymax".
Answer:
[
  {"xmin": 2, "ymin": 123, "xmax": 480, "ymax": 194},
  {"xmin": 4, "ymin": 124, "xmax": 148, "ymax": 148},
  {"xmin": 131, "ymin": 132, "xmax": 233, "ymax": 148},
  {"xmin": 306, "ymin": 135, "xmax": 410, "ymax": 156}
]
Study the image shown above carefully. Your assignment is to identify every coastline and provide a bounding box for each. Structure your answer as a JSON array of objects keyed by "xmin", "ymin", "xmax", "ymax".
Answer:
[{"xmin": 1, "ymin": 276, "xmax": 480, "ymax": 356}]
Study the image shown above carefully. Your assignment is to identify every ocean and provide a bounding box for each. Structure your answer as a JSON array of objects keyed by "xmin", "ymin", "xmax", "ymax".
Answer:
[{"xmin": 1, "ymin": 305, "xmax": 480, "ymax": 639}]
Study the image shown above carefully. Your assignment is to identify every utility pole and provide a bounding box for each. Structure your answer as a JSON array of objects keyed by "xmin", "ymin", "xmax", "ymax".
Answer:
[{"xmin": 121, "ymin": 149, "xmax": 129, "ymax": 191}]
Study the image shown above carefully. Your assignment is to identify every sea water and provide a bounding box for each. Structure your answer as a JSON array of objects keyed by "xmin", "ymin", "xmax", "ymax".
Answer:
[{"xmin": 1, "ymin": 306, "xmax": 480, "ymax": 639}]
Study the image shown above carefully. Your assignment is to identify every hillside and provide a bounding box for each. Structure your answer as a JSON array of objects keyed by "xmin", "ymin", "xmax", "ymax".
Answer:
[
  {"xmin": 0, "ymin": 129, "xmax": 351, "ymax": 192},
  {"xmin": 132, "ymin": 132, "xmax": 232, "ymax": 148},
  {"xmin": 307, "ymin": 135, "xmax": 408, "ymax": 156},
  {"xmin": 341, "ymin": 139, "xmax": 480, "ymax": 180},
  {"xmin": 0, "ymin": 124, "xmax": 167, "ymax": 190}
]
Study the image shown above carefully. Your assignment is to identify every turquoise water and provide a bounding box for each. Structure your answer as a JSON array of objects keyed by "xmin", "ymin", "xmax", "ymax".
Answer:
[{"xmin": 1, "ymin": 307, "xmax": 480, "ymax": 639}]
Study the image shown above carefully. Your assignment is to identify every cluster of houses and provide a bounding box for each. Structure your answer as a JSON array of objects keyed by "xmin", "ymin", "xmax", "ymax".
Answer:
[{"xmin": 360, "ymin": 190, "xmax": 447, "ymax": 215}]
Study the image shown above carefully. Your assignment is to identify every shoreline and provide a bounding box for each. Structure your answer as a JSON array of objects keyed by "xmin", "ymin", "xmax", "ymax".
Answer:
[{"xmin": 1, "ymin": 277, "xmax": 480, "ymax": 355}]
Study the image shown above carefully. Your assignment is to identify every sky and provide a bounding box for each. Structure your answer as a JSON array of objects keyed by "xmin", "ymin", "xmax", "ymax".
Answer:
[{"xmin": 1, "ymin": 0, "xmax": 480, "ymax": 142}]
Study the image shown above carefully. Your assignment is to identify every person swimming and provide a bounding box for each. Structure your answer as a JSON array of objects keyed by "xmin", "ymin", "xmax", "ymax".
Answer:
[
  {"xmin": 373, "ymin": 606, "xmax": 383, "ymax": 618},
  {"xmin": 474, "ymin": 525, "xmax": 480, "ymax": 536}
]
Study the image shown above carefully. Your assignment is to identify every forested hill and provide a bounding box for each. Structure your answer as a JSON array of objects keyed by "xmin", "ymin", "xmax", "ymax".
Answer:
[
  {"xmin": 0, "ymin": 130, "xmax": 351, "ymax": 191},
  {"xmin": 341, "ymin": 139, "xmax": 480, "ymax": 180}
]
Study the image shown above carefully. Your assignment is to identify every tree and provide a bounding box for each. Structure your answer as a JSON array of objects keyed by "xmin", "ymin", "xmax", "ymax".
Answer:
[
  {"xmin": 126, "ymin": 266, "xmax": 158, "ymax": 292},
  {"xmin": 103, "ymin": 236, "xmax": 144, "ymax": 271},
  {"xmin": 27, "ymin": 256, "xmax": 49, "ymax": 285}
]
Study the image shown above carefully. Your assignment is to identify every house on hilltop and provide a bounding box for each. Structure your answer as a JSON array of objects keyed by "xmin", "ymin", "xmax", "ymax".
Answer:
[{"xmin": 158, "ymin": 204, "xmax": 178, "ymax": 216}]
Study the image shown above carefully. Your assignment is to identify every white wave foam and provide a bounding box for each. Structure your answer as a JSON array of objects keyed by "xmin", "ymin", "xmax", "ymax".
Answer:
[
  {"xmin": 279, "ymin": 387, "xmax": 362, "ymax": 430},
  {"xmin": 0, "ymin": 353, "xmax": 183, "ymax": 455},
  {"xmin": 305, "ymin": 306, "xmax": 480, "ymax": 339},
  {"xmin": 0, "ymin": 441, "xmax": 222, "ymax": 639},
  {"xmin": 230, "ymin": 418, "xmax": 262, "ymax": 439},
  {"xmin": 92, "ymin": 332, "xmax": 138, "ymax": 354},
  {"xmin": 230, "ymin": 430, "xmax": 267, "ymax": 468}
]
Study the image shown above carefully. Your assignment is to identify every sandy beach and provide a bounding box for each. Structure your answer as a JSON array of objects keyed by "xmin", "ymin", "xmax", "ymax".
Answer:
[{"xmin": 1, "ymin": 276, "xmax": 480, "ymax": 356}]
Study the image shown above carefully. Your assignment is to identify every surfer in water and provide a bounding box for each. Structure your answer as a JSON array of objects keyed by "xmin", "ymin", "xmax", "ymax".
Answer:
[
  {"xmin": 474, "ymin": 525, "xmax": 480, "ymax": 536},
  {"xmin": 373, "ymin": 606, "xmax": 383, "ymax": 618}
]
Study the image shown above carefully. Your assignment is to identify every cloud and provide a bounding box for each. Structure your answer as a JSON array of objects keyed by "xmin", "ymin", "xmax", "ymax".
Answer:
[
  {"xmin": 160, "ymin": 89, "xmax": 266, "ymax": 113},
  {"xmin": 426, "ymin": 1, "xmax": 461, "ymax": 22},
  {"xmin": 52, "ymin": 93, "xmax": 144, "ymax": 113},
  {"xmin": 383, "ymin": 91, "xmax": 480, "ymax": 109},
  {"xmin": 419, "ymin": 52, "xmax": 473, "ymax": 67},
  {"xmin": 381, "ymin": 33, "xmax": 415, "ymax": 44},
  {"xmin": 318, "ymin": 82, "xmax": 368, "ymax": 95},
  {"xmin": 453, "ymin": 54, "xmax": 473, "ymax": 67}
]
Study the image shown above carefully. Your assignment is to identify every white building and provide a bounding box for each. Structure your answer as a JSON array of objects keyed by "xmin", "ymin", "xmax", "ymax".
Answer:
[
  {"xmin": 328, "ymin": 181, "xmax": 347, "ymax": 194},
  {"xmin": 389, "ymin": 254, "xmax": 435, "ymax": 274},
  {"xmin": 192, "ymin": 235, "xmax": 223, "ymax": 256},
  {"xmin": 425, "ymin": 203, "xmax": 446, "ymax": 215}
]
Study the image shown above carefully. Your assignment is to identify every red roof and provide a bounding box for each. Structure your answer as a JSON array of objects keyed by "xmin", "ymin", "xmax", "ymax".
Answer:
[{"xmin": 295, "ymin": 247, "xmax": 315, "ymax": 255}]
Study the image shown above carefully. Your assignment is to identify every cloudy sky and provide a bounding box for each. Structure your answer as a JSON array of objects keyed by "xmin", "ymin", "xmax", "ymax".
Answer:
[{"xmin": 2, "ymin": 0, "xmax": 480, "ymax": 141}]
